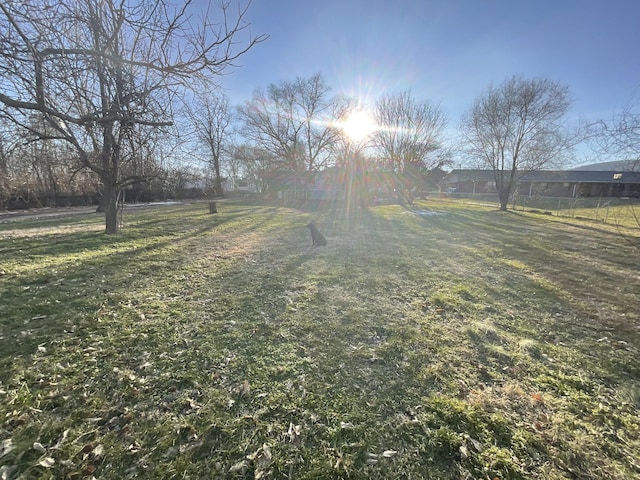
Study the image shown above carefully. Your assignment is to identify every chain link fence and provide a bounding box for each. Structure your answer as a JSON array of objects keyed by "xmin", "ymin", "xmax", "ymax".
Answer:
[
  {"xmin": 440, "ymin": 193, "xmax": 640, "ymax": 228},
  {"xmin": 512, "ymin": 196, "xmax": 639, "ymax": 225}
]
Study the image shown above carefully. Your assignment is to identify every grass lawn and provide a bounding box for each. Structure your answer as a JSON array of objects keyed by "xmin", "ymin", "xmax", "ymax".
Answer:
[{"xmin": 1, "ymin": 199, "xmax": 639, "ymax": 479}]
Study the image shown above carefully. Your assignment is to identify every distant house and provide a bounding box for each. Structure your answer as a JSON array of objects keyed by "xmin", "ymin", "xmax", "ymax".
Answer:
[
  {"xmin": 222, "ymin": 178, "xmax": 256, "ymax": 194},
  {"xmin": 438, "ymin": 169, "xmax": 497, "ymax": 195},
  {"xmin": 439, "ymin": 160, "xmax": 640, "ymax": 199},
  {"xmin": 267, "ymin": 170, "xmax": 314, "ymax": 203},
  {"xmin": 272, "ymin": 167, "xmax": 350, "ymax": 204}
]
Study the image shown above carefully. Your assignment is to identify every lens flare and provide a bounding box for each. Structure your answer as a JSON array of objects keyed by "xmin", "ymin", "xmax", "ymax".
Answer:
[{"xmin": 339, "ymin": 110, "xmax": 378, "ymax": 141}]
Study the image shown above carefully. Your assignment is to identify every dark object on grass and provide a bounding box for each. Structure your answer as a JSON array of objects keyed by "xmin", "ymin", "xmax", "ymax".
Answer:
[
  {"xmin": 208, "ymin": 201, "xmax": 218, "ymax": 214},
  {"xmin": 307, "ymin": 222, "xmax": 327, "ymax": 246}
]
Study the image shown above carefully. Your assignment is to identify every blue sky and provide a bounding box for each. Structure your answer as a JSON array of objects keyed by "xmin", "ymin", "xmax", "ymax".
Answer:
[{"xmin": 218, "ymin": 0, "xmax": 639, "ymax": 126}]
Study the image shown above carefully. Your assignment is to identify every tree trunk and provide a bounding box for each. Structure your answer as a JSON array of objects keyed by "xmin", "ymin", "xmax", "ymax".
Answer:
[
  {"xmin": 495, "ymin": 172, "xmax": 510, "ymax": 211},
  {"xmin": 498, "ymin": 189, "xmax": 509, "ymax": 211},
  {"xmin": 102, "ymin": 180, "xmax": 120, "ymax": 234},
  {"xmin": 214, "ymin": 158, "xmax": 223, "ymax": 197}
]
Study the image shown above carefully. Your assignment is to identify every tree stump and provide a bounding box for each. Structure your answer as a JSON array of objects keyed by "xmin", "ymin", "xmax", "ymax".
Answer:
[{"xmin": 208, "ymin": 201, "xmax": 218, "ymax": 214}]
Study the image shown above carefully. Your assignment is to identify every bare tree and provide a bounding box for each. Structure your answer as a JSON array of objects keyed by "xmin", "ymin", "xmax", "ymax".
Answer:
[
  {"xmin": 0, "ymin": 0, "xmax": 265, "ymax": 233},
  {"xmin": 222, "ymin": 141, "xmax": 245, "ymax": 190},
  {"xmin": 237, "ymin": 73, "xmax": 346, "ymax": 173},
  {"xmin": 187, "ymin": 93, "xmax": 231, "ymax": 196},
  {"xmin": 460, "ymin": 76, "xmax": 575, "ymax": 211},
  {"xmin": 231, "ymin": 143, "xmax": 272, "ymax": 193},
  {"xmin": 590, "ymin": 93, "xmax": 640, "ymax": 166},
  {"xmin": 589, "ymin": 92, "xmax": 640, "ymax": 240},
  {"xmin": 374, "ymin": 91, "xmax": 448, "ymax": 204}
]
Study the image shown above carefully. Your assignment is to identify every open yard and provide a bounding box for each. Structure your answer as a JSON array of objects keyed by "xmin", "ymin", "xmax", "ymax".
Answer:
[{"xmin": 0, "ymin": 199, "xmax": 639, "ymax": 479}]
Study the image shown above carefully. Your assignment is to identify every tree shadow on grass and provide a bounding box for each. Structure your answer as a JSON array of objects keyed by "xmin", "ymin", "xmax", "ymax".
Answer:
[
  {"xmin": 2, "ymin": 200, "xmax": 638, "ymax": 479},
  {"xmin": 0, "ymin": 203, "xmax": 293, "ymax": 366},
  {"xmin": 0, "ymin": 231, "xmax": 205, "ymax": 365}
]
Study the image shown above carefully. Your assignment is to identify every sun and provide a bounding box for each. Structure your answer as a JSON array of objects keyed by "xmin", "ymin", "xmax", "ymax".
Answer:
[{"xmin": 340, "ymin": 110, "xmax": 377, "ymax": 142}]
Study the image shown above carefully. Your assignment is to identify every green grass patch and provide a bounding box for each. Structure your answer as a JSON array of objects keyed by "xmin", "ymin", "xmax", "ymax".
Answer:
[{"xmin": 1, "ymin": 199, "xmax": 639, "ymax": 479}]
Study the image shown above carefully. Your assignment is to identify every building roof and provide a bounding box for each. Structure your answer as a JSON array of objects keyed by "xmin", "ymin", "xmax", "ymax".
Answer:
[
  {"xmin": 440, "ymin": 169, "xmax": 496, "ymax": 183},
  {"xmin": 440, "ymin": 168, "xmax": 640, "ymax": 185},
  {"xmin": 521, "ymin": 170, "xmax": 640, "ymax": 183},
  {"xmin": 570, "ymin": 160, "xmax": 639, "ymax": 171}
]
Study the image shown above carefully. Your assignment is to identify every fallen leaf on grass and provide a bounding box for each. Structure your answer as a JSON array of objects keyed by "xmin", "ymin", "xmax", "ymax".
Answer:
[
  {"xmin": 93, "ymin": 444, "xmax": 105, "ymax": 459},
  {"xmin": 0, "ymin": 465, "xmax": 17, "ymax": 480},
  {"xmin": 287, "ymin": 423, "xmax": 302, "ymax": 446},
  {"xmin": 382, "ymin": 450, "xmax": 398, "ymax": 457},
  {"xmin": 0, "ymin": 439, "xmax": 14, "ymax": 458},
  {"xmin": 468, "ymin": 437, "xmax": 483, "ymax": 452},
  {"xmin": 459, "ymin": 444, "xmax": 469, "ymax": 459},
  {"xmin": 52, "ymin": 429, "xmax": 70, "ymax": 449},
  {"xmin": 247, "ymin": 443, "xmax": 273, "ymax": 471},
  {"xmin": 228, "ymin": 460, "xmax": 248, "ymax": 473},
  {"xmin": 531, "ymin": 392, "xmax": 544, "ymax": 404},
  {"xmin": 236, "ymin": 379, "xmax": 250, "ymax": 397},
  {"xmin": 38, "ymin": 457, "xmax": 55, "ymax": 468},
  {"xmin": 257, "ymin": 444, "xmax": 272, "ymax": 469},
  {"xmin": 33, "ymin": 442, "xmax": 46, "ymax": 453}
]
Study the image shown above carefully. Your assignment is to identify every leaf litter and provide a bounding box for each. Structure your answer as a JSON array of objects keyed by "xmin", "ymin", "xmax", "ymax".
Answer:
[{"xmin": 0, "ymin": 200, "xmax": 638, "ymax": 479}]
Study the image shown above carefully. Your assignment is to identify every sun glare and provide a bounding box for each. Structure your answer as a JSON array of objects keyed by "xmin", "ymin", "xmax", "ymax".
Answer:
[{"xmin": 340, "ymin": 110, "xmax": 377, "ymax": 142}]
